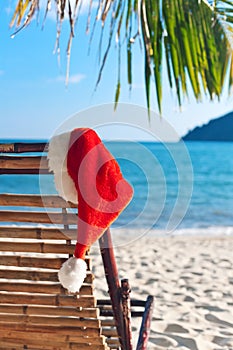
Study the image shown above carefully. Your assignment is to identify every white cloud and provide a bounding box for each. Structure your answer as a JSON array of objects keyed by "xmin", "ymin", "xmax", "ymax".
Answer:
[
  {"xmin": 5, "ymin": 0, "xmax": 16, "ymax": 15},
  {"xmin": 68, "ymin": 73, "xmax": 85, "ymax": 84},
  {"xmin": 48, "ymin": 73, "xmax": 85, "ymax": 84},
  {"xmin": 40, "ymin": 0, "xmax": 99, "ymax": 22},
  {"xmin": 5, "ymin": 6, "xmax": 13, "ymax": 15}
]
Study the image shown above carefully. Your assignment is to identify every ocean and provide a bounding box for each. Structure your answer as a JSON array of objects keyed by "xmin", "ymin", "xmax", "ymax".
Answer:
[{"xmin": 1, "ymin": 140, "xmax": 233, "ymax": 237}]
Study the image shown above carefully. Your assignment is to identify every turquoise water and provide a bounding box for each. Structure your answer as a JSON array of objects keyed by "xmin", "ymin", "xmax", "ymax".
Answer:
[{"xmin": 1, "ymin": 140, "xmax": 233, "ymax": 235}]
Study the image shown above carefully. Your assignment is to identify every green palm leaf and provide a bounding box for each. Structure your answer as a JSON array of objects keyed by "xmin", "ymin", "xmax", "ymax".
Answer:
[{"xmin": 8, "ymin": 0, "xmax": 233, "ymax": 115}]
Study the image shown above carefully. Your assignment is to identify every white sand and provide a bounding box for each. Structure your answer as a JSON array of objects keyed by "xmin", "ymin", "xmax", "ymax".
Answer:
[{"xmin": 91, "ymin": 235, "xmax": 233, "ymax": 350}]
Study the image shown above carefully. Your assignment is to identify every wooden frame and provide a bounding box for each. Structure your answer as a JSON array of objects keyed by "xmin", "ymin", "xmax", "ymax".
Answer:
[{"xmin": 0, "ymin": 142, "xmax": 154, "ymax": 350}]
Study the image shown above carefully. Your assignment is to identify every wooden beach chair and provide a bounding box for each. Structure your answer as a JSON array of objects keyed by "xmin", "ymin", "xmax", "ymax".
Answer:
[{"xmin": 0, "ymin": 142, "xmax": 154, "ymax": 350}]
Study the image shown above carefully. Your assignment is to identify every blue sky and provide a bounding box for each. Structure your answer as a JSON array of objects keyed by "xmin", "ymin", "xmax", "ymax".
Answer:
[{"xmin": 1, "ymin": 1, "xmax": 233, "ymax": 141}]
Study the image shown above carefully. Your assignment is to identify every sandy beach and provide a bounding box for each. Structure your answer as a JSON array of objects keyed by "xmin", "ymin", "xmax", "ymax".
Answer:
[{"xmin": 92, "ymin": 234, "xmax": 233, "ymax": 350}]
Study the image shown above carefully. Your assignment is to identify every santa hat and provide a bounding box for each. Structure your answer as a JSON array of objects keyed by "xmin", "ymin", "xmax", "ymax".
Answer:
[{"xmin": 48, "ymin": 128, "xmax": 133, "ymax": 293}]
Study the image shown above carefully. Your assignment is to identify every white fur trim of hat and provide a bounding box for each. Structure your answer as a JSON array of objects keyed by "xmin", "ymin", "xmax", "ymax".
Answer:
[{"xmin": 48, "ymin": 131, "xmax": 78, "ymax": 204}]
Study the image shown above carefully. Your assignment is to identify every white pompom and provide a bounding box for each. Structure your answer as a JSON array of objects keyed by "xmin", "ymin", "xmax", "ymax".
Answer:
[{"xmin": 58, "ymin": 257, "xmax": 87, "ymax": 293}]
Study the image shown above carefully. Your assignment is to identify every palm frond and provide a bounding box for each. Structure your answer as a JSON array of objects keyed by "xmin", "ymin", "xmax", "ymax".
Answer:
[{"xmin": 9, "ymin": 0, "xmax": 233, "ymax": 114}]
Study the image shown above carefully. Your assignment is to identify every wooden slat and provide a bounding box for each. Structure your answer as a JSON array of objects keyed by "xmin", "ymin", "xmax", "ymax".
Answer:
[
  {"xmin": 0, "ymin": 340, "xmax": 69, "ymax": 350},
  {"xmin": 0, "ymin": 282, "xmax": 92, "ymax": 295},
  {"xmin": 0, "ymin": 281, "xmax": 64, "ymax": 294},
  {"xmin": 0, "ymin": 226, "xmax": 77, "ymax": 240},
  {"xmin": 0, "ymin": 268, "xmax": 93, "ymax": 283},
  {"xmin": 101, "ymin": 319, "xmax": 116, "ymax": 327},
  {"xmin": 0, "ymin": 324, "xmax": 101, "ymax": 336},
  {"xmin": 108, "ymin": 345, "xmax": 120, "ymax": 349},
  {"xmin": 0, "ymin": 292, "xmax": 96, "ymax": 308},
  {"xmin": 0, "ymin": 329, "xmax": 105, "ymax": 344},
  {"xmin": 0, "ymin": 341, "xmax": 58, "ymax": 350},
  {"xmin": 99, "ymin": 308, "xmax": 144, "ymax": 318},
  {"xmin": 0, "ymin": 341, "xmax": 108, "ymax": 350},
  {"xmin": 0, "ymin": 156, "xmax": 48, "ymax": 170},
  {"xmin": 0, "ymin": 313, "xmax": 100, "ymax": 328},
  {"xmin": 0, "ymin": 255, "xmax": 67, "ymax": 269},
  {"xmin": 102, "ymin": 328, "xmax": 118, "ymax": 337},
  {"xmin": 108, "ymin": 343, "xmax": 118, "ymax": 348},
  {"xmin": 105, "ymin": 338, "xmax": 120, "ymax": 345},
  {"xmin": 0, "ymin": 210, "xmax": 77, "ymax": 224},
  {"xmin": 0, "ymin": 269, "xmax": 59, "ymax": 281},
  {"xmin": 69, "ymin": 335, "xmax": 105, "ymax": 345},
  {"xmin": 0, "ymin": 241, "xmax": 75, "ymax": 254},
  {"xmin": 0, "ymin": 142, "xmax": 47, "ymax": 153},
  {"xmin": 0, "ymin": 194, "xmax": 76, "ymax": 208},
  {"xmin": 0, "ymin": 304, "xmax": 98, "ymax": 318},
  {"xmin": 0, "ymin": 168, "xmax": 50, "ymax": 174},
  {"xmin": 0, "ymin": 255, "xmax": 91, "ymax": 270},
  {"xmin": 97, "ymin": 299, "xmax": 146, "ymax": 307},
  {"xmin": 70, "ymin": 342, "xmax": 109, "ymax": 350}
]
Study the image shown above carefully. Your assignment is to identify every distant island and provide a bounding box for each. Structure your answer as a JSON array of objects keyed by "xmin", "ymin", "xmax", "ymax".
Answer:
[{"xmin": 183, "ymin": 112, "xmax": 233, "ymax": 141}]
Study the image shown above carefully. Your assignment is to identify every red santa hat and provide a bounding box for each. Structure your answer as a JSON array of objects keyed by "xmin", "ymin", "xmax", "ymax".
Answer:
[{"xmin": 48, "ymin": 128, "xmax": 133, "ymax": 293}]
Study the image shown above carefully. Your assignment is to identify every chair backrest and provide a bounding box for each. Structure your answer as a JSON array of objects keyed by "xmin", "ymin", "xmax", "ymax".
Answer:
[
  {"xmin": 0, "ymin": 142, "xmax": 110, "ymax": 350},
  {"xmin": 0, "ymin": 142, "xmax": 154, "ymax": 350}
]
